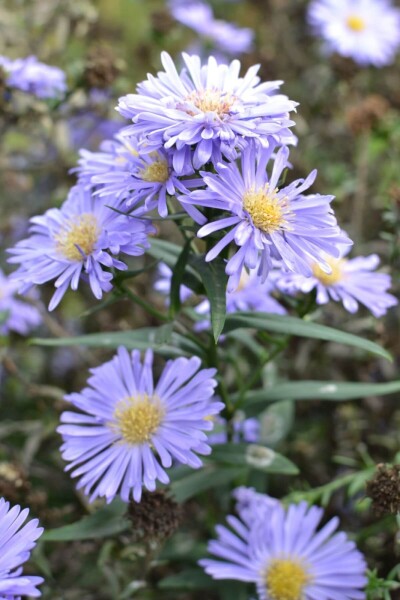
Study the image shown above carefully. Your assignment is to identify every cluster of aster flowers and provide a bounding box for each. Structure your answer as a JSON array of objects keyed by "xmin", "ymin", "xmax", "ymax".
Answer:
[
  {"xmin": 201, "ymin": 488, "xmax": 367, "ymax": 600},
  {"xmin": 0, "ymin": 55, "xmax": 66, "ymax": 99}
]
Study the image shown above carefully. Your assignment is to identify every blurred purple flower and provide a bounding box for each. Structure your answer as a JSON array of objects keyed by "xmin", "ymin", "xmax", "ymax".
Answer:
[
  {"xmin": 277, "ymin": 250, "xmax": 397, "ymax": 317},
  {"xmin": 200, "ymin": 493, "xmax": 367, "ymax": 599},
  {"xmin": 154, "ymin": 263, "xmax": 193, "ymax": 304},
  {"xmin": 308, "ymin": 0, "xmax": 400, "ymax": 67},
  {"xmin": 0, "ymin": 497, "xmax": 44, "ymax": 598},
  {"xmin": 169, "ymin": 1, "xmax": 253, "ymax": 55},
  {"xmin": 1, "ymin": 55, "xmax": 66, "ymax": 98},
  {"xmin": 0, "ymin": 269, "xmax": 42, "ymax": 336},
  {"xmin": 8, "ymin": 185, "xmax": 155, "ymax": 311},
  {"xmin": 117, "ymin": 52, "xmax": 296, "ymax": 173},
  {"xmin": 208, "ymin": 413, "xmax": 260, "ymax": 445},
  {"xmin": 181, "ymin": 144, "xmax": 351, "ymax": 292},
  {"xmin": 58, "ymin": 347, "xmax": 222, "ymax": 502}
]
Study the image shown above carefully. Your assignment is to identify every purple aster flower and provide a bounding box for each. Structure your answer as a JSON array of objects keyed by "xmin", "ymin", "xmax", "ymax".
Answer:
[
  {"xmin": 57, "ymin": 347, "xmax": 222, "ymax": 503},
  {"xmin": 8, "ymin": 185, "xmax": 154, "ymax": 311},
  {"xmin": 277, "ymin": 249, "xmax": 398, "ymax": 317},
  {"xmin": 181, "ymin": 144, "xmax": 351, "ymax": 292},
  {"xmin": 117, "ymin": 52, "xmax": 297, "ymax": 173},
  {"xmin": 169, "ymin": 1, "xmax": 254, "ymax": 55},
  {"xmin": 208, "ymin": 413, "xmax": 260, "ymax": 445},
  {"xmin": 308, "ymin": 0, "xmax": 400, "ymax": 67},
  {"xmin": 0, "ymin": 498, "xmax": 44, "ymax": 598},
  {"xmin": 76, "ymin": 133, "xmax": 205, "ymax": 222},
  {"xmin": 1, "ymin": 55, "xmax": 66, "ymax": 98},
  {"xmin": 200, "ymin": 495, "xmax": 367, "ymax": 600},
  {"xmin": 0, "ymin": 269, "xmax": 42, "ymax": 336},
  {"xmin": 232, "ymin": 487, "xmax": 280, "ymax": 526}
]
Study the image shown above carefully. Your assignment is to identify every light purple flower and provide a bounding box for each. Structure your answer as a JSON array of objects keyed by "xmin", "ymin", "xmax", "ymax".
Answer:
[
  {"xmin": 117, "ymin": 52, "xmax": 297, "ymax": 173},
  {"xmin": 208, "ymin": 414, "xmax": 260, "ymax": 445},
  {"xmin": 58, "ymin": 347, "xmax": 222, "ymax": 503},
  {"xmin": 0, "ymin": 269, "xmax": 42, "ymax": 336},
  {"xmin": 0, "ymin": 498, "xmax": 44, "ymax": 598},
  {"xmin": 8, "ymin": 185, "xmax": 154, "ymax": 311},
  {"xmin": 200, "ymin": 493, "xmax": 367, "ymax": 600},
  {"xmin": 1, "ymin": 55, "xmax": 66, "ymax": 98},
  {"xmin": 181, "ymin": 144, "xmax": 351, "ymax": 292},
  {"xmin": 308, "ymin": 0, "xmax": 400, "ymax": 67},
  {"xmin": 76, "ymin": 133, "xmax": 205, "ymax": 222},
  {"xmin": 277, "ymin": 250, "xmax": 397, "ymax": 317},
  {"xmin": 169, "ymin": 1, "xmax": 253, "ymax": 55}
]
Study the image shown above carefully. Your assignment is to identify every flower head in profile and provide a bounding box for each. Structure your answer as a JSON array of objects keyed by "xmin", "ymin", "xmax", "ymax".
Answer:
[
  {"xmin": 117, "ymin": 52, "xmax": 297, "ymax": 173},
  {"xmin": 0, "ymin": 269, "xmax": 42, "ymax": 336},
  {"xmin": 169, "ymin": 1, "xmax": 254, "ymax": 56},
  {"xmin": 181, "ymin": 144, "xmax": 351, "ymax": 291},
  {"xmin": 0, "ymin": 498, "xmax": 44, "ymax": 598},
  {"xmin": 277, "ymin": 250, "xmax": 397, "ymax": 317},
  {"xmin": 77, "ymin": 133, "xmax": 205, "ymax": 222},
  {"xmin": 200, "ymin": 492, "xmax": 367, "ymax": 600},
  {"xmin": 8, "ymin": 185, "xmax": 154, "ymax": 310},
  {"xmin": 58, "ymin": 347, "xmax": 222, "ymax": 503},
  {"xmin": 0, "ymin": 55, "xmax": 66, "ymax": 98},
  {"xmin": 308, "ymin": 0, "xmax": 400, "ymax": 67}
]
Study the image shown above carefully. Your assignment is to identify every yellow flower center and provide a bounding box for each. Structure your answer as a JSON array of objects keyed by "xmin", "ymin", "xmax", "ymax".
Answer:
[
  {"xmin": 184, "ymin": 89, "xmax": 235, "ymax": 117},
  {"xmin": 346, "ymin": 15, "xmax": 366, "ymax": 32},
  {"xmin": 55, "ymin": 213, "xmax": 100, "ymax": 262},
  {"xmin": 243, "ymin": 185, "xmax": 290, "ymax": 233},
  {"xmin": 114, "ymin": 394, "xmax": 164, "ymax": 445},
  {"xmin": 265, "ymin": 559, "xmax": 309, "ymax": 600},
  {"xmin": 141, "ymin": 159, "xmax": 170, "ymax": 183},
  {"xmin": 312, "ymin": 257, "xmax": 345, "ymax": 286}
]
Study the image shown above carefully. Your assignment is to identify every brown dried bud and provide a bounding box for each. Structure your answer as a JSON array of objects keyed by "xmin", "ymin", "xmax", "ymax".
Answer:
[
  {"xmin": 366, "ymin": 464, "xmax": 400, "ymax": 516},
  {"xmin": 84, "ymin": 47, "xmax": 121, "ymax": 90},
  {"xmin": 127, "ymin": 490, "xmax": 181, "ymax": 542},
  {"xmin": 0, "ymin": 462, "xmax": 30, "ymax": 504},
  {"xmin": 346, "ymin": 95, "xmax": 390, "ymax": 136}
]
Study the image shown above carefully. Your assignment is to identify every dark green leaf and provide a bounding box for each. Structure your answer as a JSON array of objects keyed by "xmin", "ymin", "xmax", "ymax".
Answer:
[
  {"xmin": 224, "ymin": 312, "xmax": 392, "ymax": 361},
  {"xmin": 148, "ymin": 238, "xmax": 203, "ymax": 294},
  {"xmin": 190, "ymin": 256, "xmax": 227, "ymax": 342},
  {"xmin": 210, "ymin": 443, "xmax": 299, "ymax": 475},
  {"xmin": 31, "ymin": 327, "xmax": 202, "ymax": 358},
  {"xmin": 171, "ymin": 465, "xmax": 246, "ymax": 503},
  {"xmin": 241, "ymin": 380, "xmax": 400, "ymax": 411},
  {"xmin": 158, "ymin": 568, "xmax": 215, "ymax": 591},
  {"xmin": 42, "ymin": 499, "xmax": 129, "ymax": 542}
]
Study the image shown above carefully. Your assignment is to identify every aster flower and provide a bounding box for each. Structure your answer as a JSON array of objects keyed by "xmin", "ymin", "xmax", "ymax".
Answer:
[
  {"xmin": 200, "ymin": 494, "xmax": 367, "ymax": 600},
  {"xmin": 0, "ymin": 498, "xmax": 44, "ymax": 598},
  {"xmin": 308, "ymin": 0, "xmax": 400, "ymax": 67},
  {"xmin": 277, "ymin": 250, "xmax": 397, "ymax": 317},
  {"xmin": 76, "ymin": 133, "xmax": 205, "ymax": 222},
  {"xmin": 117, "ymin": 52, "xmax": 297, "ymax": 173},
  {"xmin": 8, "ymin": 185, "xmax": 154, "ymax": 311},
  {"xmin": 0, "ymin": 269, "xmax": 42, "ymax": 336},
  {"xmin": 208, "ymin": 413, "xmax": 260, "ymax": 445},
  {"xmin": 57, "ymin": 347, "xmax": 222, "ymax": 503},
  {"xmin": 1, "ymin": 55, "xmax": 66, "ymax": 98},
  {"xmin": 181, "ymin": 144, "xmax": 351, "ymax": 291},
  {"xmin": 169, "ymin": 1, "xmax": 254, "ymax": 55}
]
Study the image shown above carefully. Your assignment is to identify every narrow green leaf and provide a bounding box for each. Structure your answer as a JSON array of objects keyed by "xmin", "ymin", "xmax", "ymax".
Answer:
[
  {"xmin": 241, "ymin": 380, "xmax": 400, "ymax": 410},
  {"xmin": 42, "ymin": 499, "xmax": 129, "ymax": 542},
  {"xmin": 169, "ymin": 239, "xmax": 192, "ymax": 318},
  {"xmin": 171, "ymin": 465, "xmax": 246, "ymax": 503},
  {"xmin": 224, "ymin": 312, "xmax": 392, "ymax": 361},
  {"xmin": 191, "ymin": 256, "xmax": 227, "ymax": 342},
  {"xmin": 210, "ymin": 443, "xmax": 299, "ymax": 475},
  {"xmin": 31, "ymin": 327, "xmax": 203, "ymax": 358},
  {"xmin": 147, "ymin": 238, "xmax": 203, "ymax": 294},
  {"xmin": 158, "ymin": 568, "xmax": 215, "ymax": 590}
]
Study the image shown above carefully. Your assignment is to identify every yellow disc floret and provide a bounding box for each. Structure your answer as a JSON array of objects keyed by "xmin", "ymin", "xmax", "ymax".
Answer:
[
  {"xmin": 346, "ymin": 15, "xmax": 366, "ymax": 32},
  {"xmin": 265, "ymin": 559, "xmax": 310, "ymax": 600},
  {"xmin": 114, "ymin": 394, "xmax": 164, "ymax": 445},
  {"xmin": 184, "ymin": 89, "xmax": 235, "ymax": 117},
  {"xmin": 313, "ymin": 257, "xmax": 345, "ymax": 286},
  {"xmin": 55, "ymin": 213, "xmax": 100, "ymax": 262},
  {"xmin": 141, "ymin": 158, "xmax": 170, "ymax": 183},
  {"xmin": 243, "ymin": 185, "xmax": 290, "ymax": 233}
]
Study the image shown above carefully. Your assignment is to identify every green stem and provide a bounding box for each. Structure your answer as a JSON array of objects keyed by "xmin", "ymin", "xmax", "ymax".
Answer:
[{"xmin": 117, "ymin": 283, "xmax": 169, "ymax": 323}]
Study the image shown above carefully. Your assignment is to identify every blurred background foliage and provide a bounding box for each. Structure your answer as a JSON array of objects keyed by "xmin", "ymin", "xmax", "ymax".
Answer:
[{"xmin": 1, "ymin": 0, "xmax": 400, "ymax": 598}]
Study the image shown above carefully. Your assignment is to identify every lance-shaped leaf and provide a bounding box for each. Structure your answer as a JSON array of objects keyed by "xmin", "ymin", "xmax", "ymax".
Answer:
[{"xmin": 190, "ymin": 256, "xmax": 227, "ymax": 342}]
